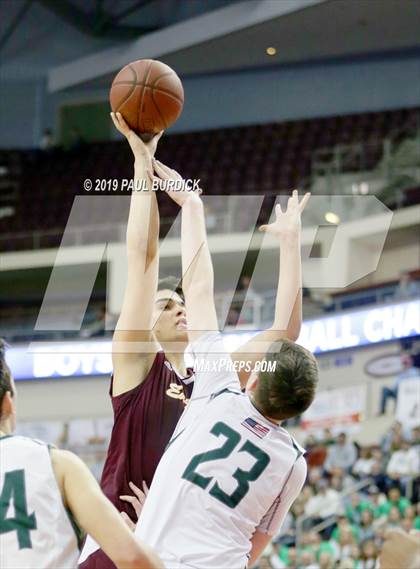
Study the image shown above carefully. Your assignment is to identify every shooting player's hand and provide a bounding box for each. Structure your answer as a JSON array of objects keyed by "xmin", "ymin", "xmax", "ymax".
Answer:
[{"xmin": 110, "ymin": 112, "xmax": 163, "ymax": 175}]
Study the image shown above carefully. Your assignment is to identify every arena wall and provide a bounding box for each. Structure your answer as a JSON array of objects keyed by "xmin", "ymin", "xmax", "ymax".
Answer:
[{"xmin": 2, "ymin": 53, "xmax": 419, "ymax": 148}]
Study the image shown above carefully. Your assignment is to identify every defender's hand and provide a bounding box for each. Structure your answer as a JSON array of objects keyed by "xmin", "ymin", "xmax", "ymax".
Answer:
[
  {"xmin": 259, "ymin": 190, "xmax": 310, "ymax": 238},
  {"xmin": 119, "ymin": 481, "xmax": 149, "ymax": 522}
]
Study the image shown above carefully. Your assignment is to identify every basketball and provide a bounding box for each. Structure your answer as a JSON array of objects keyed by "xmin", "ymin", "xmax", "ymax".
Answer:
[{"xmin": 109, "ymin": 59, "xmax": 184, "ymax": 138}]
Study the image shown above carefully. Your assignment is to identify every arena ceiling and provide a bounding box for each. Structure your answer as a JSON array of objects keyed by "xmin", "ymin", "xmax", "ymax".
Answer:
[
  {"xmin": 47, "ymin": 0, "xmax": 420, "ymax": 92},
  {"xmin": 1, "ymin": 0, "xmax": 419, "ymax": 89}
]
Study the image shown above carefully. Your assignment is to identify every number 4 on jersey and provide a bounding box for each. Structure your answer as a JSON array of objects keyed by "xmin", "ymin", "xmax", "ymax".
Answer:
[{"xmin": 0, "ymin": 469, "xmax": 37, "ymax": 549}]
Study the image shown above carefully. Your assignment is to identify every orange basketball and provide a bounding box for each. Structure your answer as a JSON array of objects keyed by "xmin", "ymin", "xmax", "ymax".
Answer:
[{"xmin": 109, "ymin": 59, "xmax": 184, "ymax": 137}]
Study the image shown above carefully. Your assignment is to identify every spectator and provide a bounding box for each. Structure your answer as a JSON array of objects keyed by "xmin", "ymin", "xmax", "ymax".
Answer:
[
  {"xmin": 316, "ymin": 540, "xmax": 336, "ymax": 564},
  {"xmin": 296, "ymin": 532, "xmax": 316, "ymax": 558},
  {"xmin": 381, "ymin": 421, "xmax": 403, "ymax": 454},
  {"xmin": 298, "ymin": 550, "xmax": 318, "ymax": 568},
  {"xmin": 359, "ymin": 485, "xmax": 386, "ymax": 519},
  {"xmin": 331, "ymin": 516, "xmax": 359, "ymax": 544},
  {"xmin": 379, "ymin": 353, "xmax": 420, "ymax": 415},
  {"xmin": 386, "ymin": 506, "xmax": 402, "ymax": 528},
  {"xmin": 330, "ymin": 474, "xmax": 344, "ymax": 492},
  {"xmin": 409, "ymin": 425, "xmax": 420, "ymax": 445},
  {"xmin": 358, "ymin": 509, "xmax": 375, "ymax": 542},
  {"xmin": 403, "ymin": 505, "xmax": 420, "ymax": 530},
  {"xmin": 352, "ymin": 447, "xmax": 375, "ymax": 478},
  {"xmin": 379, "ymin": 487, "xmax": 411, "ymax": 517},
  {"xmin": 372, "ymin": 525, "xmax": 386, "ymax": 550},
  {"xmin": 305, "ymin": 479, "xmax": 343, "ymax": 537},
  {"xmin": 271, "ymin": 545, "xmax": 298, "ymax": 569},
  {"xmin": 330, "ymin": 526, "xmax": 356, "ymax": 562},
  {"xmin": 359, "ymin": 539, "xmax": 379, "ymax": 569},
  {"xmin": 321, "ymin": 428, "xmax": 335, "ymax": 446},
  {"xmin": 344, "ymin": 492, "xmax": 363, "ymax": 525},
  {"xmin": 386, "ymin": 440, "xmax": 419, "ymax": 494},
  {"xmin": 394, "ymin": 271, "xmax": 419, "ymax": 301},
  {"xmin": 318, "ymin": 551, "xmax": 335, "ymax": 569},
  {"xmin": 324, "ymin": 432, "xmax": 357, "ymax": 476},
  {"xmin": 349, "ymin": 544, "xmax": 361, "ymax": 565},
  {"xmin": 370, "ymin": 461, "xmax": 389, "ymax": 494},
  {"xmin": 401, "ymin": 517, "xmax": 414, "ymax": 533},
  {"xmin": 371, "ymin": 447, "xmax": 385, "ymax": 468}
]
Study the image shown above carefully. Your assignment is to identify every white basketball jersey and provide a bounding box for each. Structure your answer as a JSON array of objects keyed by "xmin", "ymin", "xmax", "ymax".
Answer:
[
  {"xmin": 136, "ymin": 333, "xmax": 307, "ymax": 569},
  {"xmin": 0, "ymin": 435, "xmax": 79, "ymax": 569}
]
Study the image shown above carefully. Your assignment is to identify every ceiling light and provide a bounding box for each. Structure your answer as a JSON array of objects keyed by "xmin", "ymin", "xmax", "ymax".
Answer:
[
  {"xmin": 266, "ymin": 47, "xmax": 277, "ymax": 56},
  {"xmin": 325, "ymin": 212, "xmax": 340, "ymax": 224}
]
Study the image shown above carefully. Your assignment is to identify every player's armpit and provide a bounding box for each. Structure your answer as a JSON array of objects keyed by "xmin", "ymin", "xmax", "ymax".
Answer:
[
  {"xmin": 111, "ymin": 345, "xmax": 159, "ymax": 397},
  {"xmin": 51, "ymin": 449, "xmax": 163, "ymax": 569}
]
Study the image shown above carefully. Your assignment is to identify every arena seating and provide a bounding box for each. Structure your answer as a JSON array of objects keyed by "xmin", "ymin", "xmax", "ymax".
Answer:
[
  {"xmin": 0, "ymin": 107, "xmax": 419, "ymax": 253},
  {"xmin": 264, "ymin": 421, "xmax": 420, "ymax": 569},
  {"xmin": 1, "ymin": 274, "xmax": 418, "ymax": 342}
]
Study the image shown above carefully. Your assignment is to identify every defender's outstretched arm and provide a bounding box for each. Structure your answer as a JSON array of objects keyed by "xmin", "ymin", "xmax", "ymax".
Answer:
[{"xmin": 231, "ymin": 191, "xmax": 310, "ymax": 387}]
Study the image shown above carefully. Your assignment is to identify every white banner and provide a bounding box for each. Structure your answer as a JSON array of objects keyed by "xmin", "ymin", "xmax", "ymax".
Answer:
[
  {"xmin": 396, "ymin": 377, "xmax": 420, "ymax": 430},
  {"xmin": 301, "ymin": 384, "xmax": 367, "ymax": 433}
]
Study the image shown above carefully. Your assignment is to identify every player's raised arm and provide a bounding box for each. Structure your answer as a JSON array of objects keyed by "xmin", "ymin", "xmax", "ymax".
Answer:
[
  {"xmin": 110, "ymin": 113, "xmax": 162, "ymax": 395},
  {"xmin": 51, "ymin": 449, "xmax": 163, "ymax": 569},
  {"xmin": 153, "ymin": 160, "xmax": 218, "ymax": 343},
  {"xmin": 231, "ymin": 190, "xmax": 310, "ymax": 387}
]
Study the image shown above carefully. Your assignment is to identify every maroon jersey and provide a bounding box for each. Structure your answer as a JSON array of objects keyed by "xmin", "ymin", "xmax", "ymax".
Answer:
[{"xmin": 80, "ymin": 351, "xmax": 193, "ymax": 569}]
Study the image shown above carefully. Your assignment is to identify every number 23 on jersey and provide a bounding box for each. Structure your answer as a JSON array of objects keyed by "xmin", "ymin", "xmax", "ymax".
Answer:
[{"xmin": 182, "ymin": 421, "xmax": 270, "ymax": 508}]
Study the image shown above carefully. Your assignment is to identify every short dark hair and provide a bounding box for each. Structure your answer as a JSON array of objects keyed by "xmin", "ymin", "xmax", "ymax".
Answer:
[
  {"xmin": 253, "ymin": 339, "xmax": 318, "ymax": 420},
  {"xmin": 0, "ymin": 339, "xmax": 13, "ymax": 420},
  {"xmin": 157, "ymin": 276, "xmax": 184, "ymax": 302}
]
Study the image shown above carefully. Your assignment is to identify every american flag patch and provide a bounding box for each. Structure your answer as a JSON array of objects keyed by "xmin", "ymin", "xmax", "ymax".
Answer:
[{"xmin": 241, "ymin": 417, "xmax": 270, "ymax": 439}]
